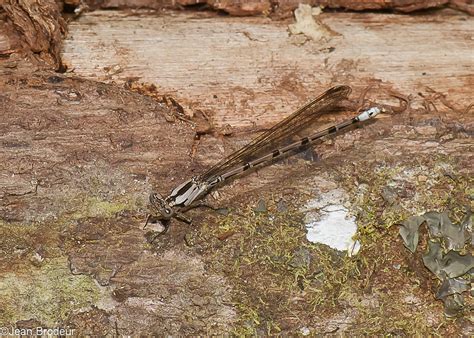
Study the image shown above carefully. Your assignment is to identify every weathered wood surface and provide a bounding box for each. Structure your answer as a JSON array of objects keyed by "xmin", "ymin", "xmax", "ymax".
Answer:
[
  {"xmin": 66, "ymin": 0, "xmax": 474, "ymax": 16},
  {"xmin": 1, "ymin": 7, "xmax": 473, "ymax": 336},
  {"xmin": 0, "ymin": 72, "xmax": 236, "ymax": 334},
  {"xmin": 1, "ymin": 69, "xmax": 472, "ymax": 335},
  {"xmin": 62, "ymin": 9, "xmax": 473, "ymax": 130},
  {"xmin": 2, "ymin": 0, "xmax": 471, "ymax": 75}
]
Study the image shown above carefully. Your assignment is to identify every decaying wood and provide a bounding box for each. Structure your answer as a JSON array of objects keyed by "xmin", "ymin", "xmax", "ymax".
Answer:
[
  {"xmin": 1, "ymin": 6, "xmax": 473, "ymax": 336},
  {"xmin": 0, "ymin": 72, "xmax": 238, "ymax": 334},
  {"xmin": 0, "ymin": 12, "xmax": 13, "ymax": 54},
  {"xmin": 1, "ymin": 0, "xmax": 66, "ymax": 69},
  {"xmin": 0, "ymin": 67, "xmax": 472, "ymax": 335},
  {"xmin": 62, "ymin": 9, "xmax": 473, "ymax": 130},
  {"xmin": 314, "ymin": 0, "xmax": 473, "ymax": 13},
  {"xmin": 1, "ymin": 0, "xmax": 471, "ymax": 71},
  {"xmin": 64, "ymin": 0, "xmax": 474, "ymax": 16}
]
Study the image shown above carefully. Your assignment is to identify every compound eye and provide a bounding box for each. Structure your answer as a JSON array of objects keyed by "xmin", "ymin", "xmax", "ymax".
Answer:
[{"xmin": 164, "ymin": 208, "xmax": 172, "ymax": 215}]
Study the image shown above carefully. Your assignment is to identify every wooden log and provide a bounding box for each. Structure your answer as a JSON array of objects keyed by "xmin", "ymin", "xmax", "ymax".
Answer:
[
  {"xmin": 62, "ymin": 9, "xmax": 473, "ymax": 130},
  {"xmin": 0, "ymin": 7, "xmax": 473, "ymax": 336},
  {"xmin": 65, "ymin": 0, "xmax": 474, "ymax": 16}
]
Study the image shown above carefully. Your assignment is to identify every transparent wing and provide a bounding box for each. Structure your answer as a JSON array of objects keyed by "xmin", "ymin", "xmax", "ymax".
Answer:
[{"xmin": 200, "ymin": 85, "xmax": 352, "ymax": 181}]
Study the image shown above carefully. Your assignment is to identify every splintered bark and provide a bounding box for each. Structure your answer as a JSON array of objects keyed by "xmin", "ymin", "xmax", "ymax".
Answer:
[
  {"xmin": 2, "ymin": 0, "xmax": 66, "ymax": 69},
  {"xmin": 58, "ymin": 0, "xmax": 474, "ymax": 16}
]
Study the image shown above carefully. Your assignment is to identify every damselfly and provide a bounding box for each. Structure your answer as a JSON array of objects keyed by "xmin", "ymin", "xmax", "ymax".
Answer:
[{"xmin": 148, "ymin": 85, "xmax": 381, "ymax": 234}]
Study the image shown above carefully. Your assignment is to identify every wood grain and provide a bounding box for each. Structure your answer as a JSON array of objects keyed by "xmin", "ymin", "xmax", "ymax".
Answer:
[
  {"xmin": 1, "ymin": 9, "xmax": 473, "ymax": 335},
  {"xmin": 62, "ymin": 9, "xmax": 473, "ymax": 130}
]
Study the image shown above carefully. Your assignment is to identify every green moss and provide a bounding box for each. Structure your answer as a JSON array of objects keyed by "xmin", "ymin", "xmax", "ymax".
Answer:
[
  {"xmin": 342, "ymin": 157, "xmax": 471, "ymax": 243},
  {"xmin": 197, "ymin": 203, "xmax": 361, "ymax": 334},
  {"xmin": 0, "ymin": 257, "xmax": 102, "ymax": 326},
  {"xmin": 334, "ymin": 156, "xmax": 471, "ymax": 333},
  {"xmin": 195, "ymin": 156, "xmax": 470, "ymax": 335}
]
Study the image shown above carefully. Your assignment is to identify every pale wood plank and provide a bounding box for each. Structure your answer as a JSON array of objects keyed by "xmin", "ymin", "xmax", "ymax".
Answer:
[{"xmin": 62, "ymin": 9, "xmax": 473, "ymax": 130}]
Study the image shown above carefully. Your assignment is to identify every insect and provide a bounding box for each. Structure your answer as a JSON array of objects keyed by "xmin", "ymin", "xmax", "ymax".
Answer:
[{"xmin": 147, "ymin": 85, "xmax": 381, "ymax": 235}]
